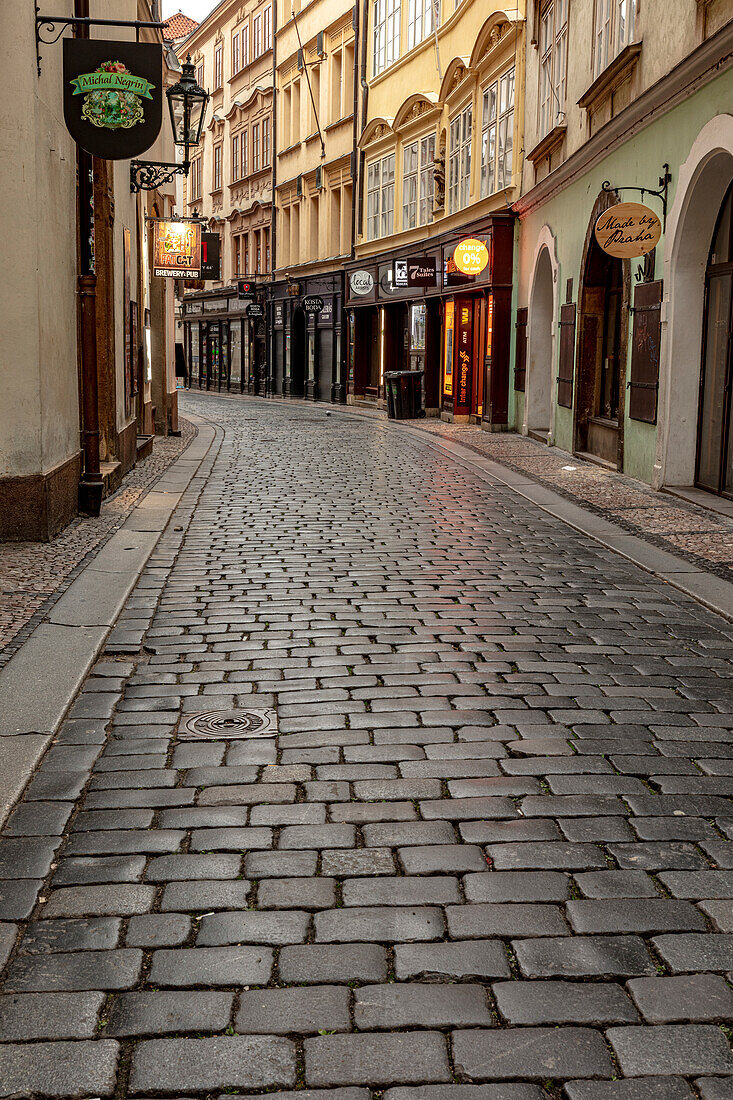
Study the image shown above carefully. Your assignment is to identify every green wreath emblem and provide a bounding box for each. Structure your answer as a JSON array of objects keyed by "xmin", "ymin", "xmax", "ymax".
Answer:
[{"xmin": 73, "ymin": 60, "xmax": 153, "ymax": 130}]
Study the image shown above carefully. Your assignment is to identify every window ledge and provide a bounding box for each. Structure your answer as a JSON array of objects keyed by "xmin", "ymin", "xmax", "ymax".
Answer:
[
  {"xmin": 324, "ymin": 114, "xmax": 354, "ymax": 133},
  {"xmin": 527, "ymin": 124, "xmax": 567, "ymax": 164},
  {"xmin": 578, "ymin": 41, "xmax": 642, "ymax": 109},
  {"xmin": 280, "ymin": 141, "xmax": 301, "ymax": 155}
]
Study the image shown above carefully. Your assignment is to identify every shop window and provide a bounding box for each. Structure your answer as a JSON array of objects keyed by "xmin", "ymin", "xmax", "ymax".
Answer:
[
  {"xmin": 402, "ymin": 134, "xmax": 435, "ymax": 230},
  {"xmin": 253, "ymin": 122, "xmax": 260, "ymax": 171},
  {"xmin": 448, "ymin": 104, "xmax": 472, "ymax": 212},
  {"xmin": 232, "ymin": 32, "xmax": 240, "ymax": 75},
  {"xmin": 264, "ymin": 5, "xmax": 272, "ymax": 50},
  {"xmin": 481, "ymin": 66, "xmax": 514, "ymax": 196},
  {"xmin": 373, "ymin": 0, "xmax": 401, "ymax": 75},
  {"xmin": 539, "ymin": 0, "xmax": 568, "ymax": 137},
  {"xmin": 232, "ymin": 134, "xmax": 240, "ymax": 181},
  {"xmin": 213, "ymin": 143, "xmax": 222, "ymax": 191},
  {"xmin": 407, "ymin": 0, "xmax": 433, "ymax": 50},
  {"xmin": 253, "ymin": 14, "xmax": 262, "ymax": 57},
  {"xmin": 594, "ymin": 0, "xmax": 636, "ymax": 77},
  {"xmin": 263, "ymin": 117, "xmax": 271, "ymax": 166},
  {"xmin": 367, "ymin": 152, "xmax": 395, "ymax": 240},
  {"xmin": 214, "ymin": 43, "xmax": 223, "ymax": 89}
]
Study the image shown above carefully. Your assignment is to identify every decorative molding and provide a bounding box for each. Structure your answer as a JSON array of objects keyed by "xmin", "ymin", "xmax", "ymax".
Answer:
[
  {"xmin": 526, "ymin": 124, "xmax": 567, "ymax": 165},
  {"xmin": 578, "ymin": 42, "xmax": 643, "ymax": 109}
]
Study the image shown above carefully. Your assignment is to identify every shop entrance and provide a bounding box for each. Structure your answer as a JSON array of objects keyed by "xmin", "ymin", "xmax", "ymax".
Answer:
[
  {"xmin": 696, "ymin": 182, "xmax": 733, "ymax": 496},
  {"xmin": 291, "ymin": 308, "xmax": 306, "ymax": 396},
  {"xmin": 527, "ymin": 247, "xmax": 554, "ymax": 439},
  {"xmin": 576, "ymin": 231, "xmax": 628, "ymax": 467}
]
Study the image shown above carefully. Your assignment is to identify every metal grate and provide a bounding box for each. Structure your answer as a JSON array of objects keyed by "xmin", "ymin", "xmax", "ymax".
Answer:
[{"xmin": 179, "ymin": 708, "xmax": 277, "ymax": 740}]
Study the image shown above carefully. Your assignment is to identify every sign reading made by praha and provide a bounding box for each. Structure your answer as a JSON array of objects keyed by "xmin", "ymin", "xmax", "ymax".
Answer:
[
  {"xmin": 453, "ymin": 238, "xmax": 489, "ymax": 276},
  {"xmin": 153, "ymin": 222, "xmax": 201, "ymax": 279},
  {"xmin": 595, "ymin": 202, "xmax": 662, "ymax": 258},
  {"xmin": 63, "ymin": 39, "xmax": 162, "ymax": 159}
]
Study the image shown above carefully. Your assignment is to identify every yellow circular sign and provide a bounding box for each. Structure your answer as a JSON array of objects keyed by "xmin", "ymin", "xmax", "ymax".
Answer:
[
  {"xmin": 594, "ymin": 202, "xmax": 662, "ymax": 259},
  {"xmin": 453, "ymin": 238, "xmax": 489, "ymax": 275}
]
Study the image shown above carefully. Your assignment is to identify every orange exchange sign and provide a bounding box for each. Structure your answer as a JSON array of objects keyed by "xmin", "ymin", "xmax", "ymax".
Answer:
[
  {"xmin": 594, "ymin": 202, "xmax": 662, "ymax": 259},
  {"xmin": 453, "ymin": 238, "xmax": 489, "ymax": 276}
]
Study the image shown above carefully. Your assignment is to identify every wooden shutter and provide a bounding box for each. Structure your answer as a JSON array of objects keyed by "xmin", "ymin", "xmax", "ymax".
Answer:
[
  {"xmin": 514, "ymin": 307, "xmax": 528, "ymax": 392},
  {"xmin": 628, "ymin": 280, "xmax": 662, "ymax": 423},
  {"xmin": 557, "ymin": 302, "xmax": 576, "ymax": 408}
]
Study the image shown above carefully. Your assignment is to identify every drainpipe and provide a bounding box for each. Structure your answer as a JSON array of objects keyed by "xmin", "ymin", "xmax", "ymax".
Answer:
[
  {"xmin": 269, "ymin": 1, "xmax": 278, "ymax": 396},
  {"xmin": 357, "ymin": 0, "xmax": 369, "ymax": 234},
  {"xmin": 350, "ymin": 0, "xmax": 359, "ymax": 260},
  {"xmin": 76, "ymin": 0, "xmax": 103, "ymax": 516}
]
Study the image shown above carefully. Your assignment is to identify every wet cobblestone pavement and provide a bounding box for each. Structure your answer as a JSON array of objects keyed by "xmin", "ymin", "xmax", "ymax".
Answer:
[
  {"xmin": 0, "ymin": 393, "xmax": 732, "ymax": 1099},
  {"xmin": 0, "ymin": 420, "xmax": 196, "ymax": 666}
]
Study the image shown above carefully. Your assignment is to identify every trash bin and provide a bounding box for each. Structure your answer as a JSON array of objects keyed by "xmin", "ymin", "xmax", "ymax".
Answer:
[{"xmin": 384, "ymin": 369, "xmax": 424, "ymax": 419}]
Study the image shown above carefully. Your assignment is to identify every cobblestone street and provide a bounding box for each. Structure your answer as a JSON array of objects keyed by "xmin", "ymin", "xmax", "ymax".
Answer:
[{"xmin": 0, "ymin": 392, "xmax": 732, "ymax": 1098}]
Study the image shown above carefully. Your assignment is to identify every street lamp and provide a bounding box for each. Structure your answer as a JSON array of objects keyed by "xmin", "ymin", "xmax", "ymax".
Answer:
[{"xmin": 131, "ymin": 55, "xmax": 210, "ymax": 192}]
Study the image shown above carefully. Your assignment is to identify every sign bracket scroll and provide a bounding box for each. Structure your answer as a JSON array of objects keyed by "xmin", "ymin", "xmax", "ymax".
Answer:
[
  {"xmin": 601, "ymin": 163, "xmax": 672, "ymax": 228},
  {"xmin": 35, "ymin": 6, "xmax": 167, "ymax": 77}
]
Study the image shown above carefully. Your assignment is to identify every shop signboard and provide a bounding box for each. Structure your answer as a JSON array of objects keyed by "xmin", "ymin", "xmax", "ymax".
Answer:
[
  {"xmin": 303, "ymin": 296, "xmax": 324, "ymax": 314},
  {"xmin": 153, "ymin": 221, "xmax": 201, "ymax": 279},
  {"xmin": 455, "ymin": 301, "xmax": 473, "ymax": 414},
  {"xmin": 274, "ymin": 302, "xmax": 284, "ymax": 327},
  {"xmin": 238, "ymin": 280, "xmax": 256, "ymax": 299},
  {"xmin": 63, "ymin": 39, "xmax": 162, "ymax": 159},
  {"xmin": 595, "ymin": 202, "xmax": 662, "ymax": 258},
  {"xmin": 247, "ymin": 303, "xmax": 264, "ymax": 319},
  {"xmin": 393, "ymin": 260, "xmax": 409, "ymax": 289},
  {"xmin": 453, "ymin": 238, "xmax": 489, "ymax": 276},
  {"xmin": 350, "ymin": 270, "xmax": 375, "ymax": 296},
  {"xmin": 443, "ymin": 301, "xmax": 455, "ymax": 397},
  {"xmin": 201, "ymin": 233, "xmax": 221, "ymax": 281},
  {"xmin": 408, "ymin": 257, "xmax": 437, "ymax": 287}
]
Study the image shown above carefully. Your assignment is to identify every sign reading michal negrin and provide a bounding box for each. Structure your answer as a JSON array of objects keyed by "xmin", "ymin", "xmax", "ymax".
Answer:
[{"xmin": 63, "ymin": 39, "xmax": 162, "ymax": 159}]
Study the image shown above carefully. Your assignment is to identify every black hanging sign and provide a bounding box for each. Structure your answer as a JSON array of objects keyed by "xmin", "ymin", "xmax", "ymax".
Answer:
[
  {"xmin": 63, "ymin": 38, "xmax": 162, "ymax": 160},
  {"xmin": 201, "ymin": 233, "xmax": 221, "ymax": 281},
  {"xmin": 238, "ymin": 280, "xmax": 255, "ymax": 298},
  {"xmin": 303, "ymin": 295, "xmax": 324, "ymax": 314},
  {"xmin": 408, "ymin": 257, "xmax": 437, "ymax": 287},
  {"xmin": 247, "ymin": 303, "xmax": 264, "ymax": 318}
]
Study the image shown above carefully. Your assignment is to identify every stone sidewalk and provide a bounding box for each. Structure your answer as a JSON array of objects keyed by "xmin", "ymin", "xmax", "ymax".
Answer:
[{"xmin": 0, "ymin": 392, "xmax": 731, "ymax": 1099}]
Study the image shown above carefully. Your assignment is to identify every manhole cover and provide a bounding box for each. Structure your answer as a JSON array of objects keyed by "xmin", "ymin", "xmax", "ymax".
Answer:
[{"xmin": 179, "ymin": 708, "xmax": 277, "ymax": 740}]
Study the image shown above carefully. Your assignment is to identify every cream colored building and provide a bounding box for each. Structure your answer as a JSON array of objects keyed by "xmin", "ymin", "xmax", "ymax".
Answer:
[
  {"xmin": 345, "ymin": 0, "xmax": 525, "ymax": 424},
  {"xmin": 0, "ymin": 0, "xmax": 179, "ymax": 540},
  {"xmin": 514, "ymin": 0, "xmax": 733, "ymax": 494},
  {"xmin": 268, "ymin": 0, "xmax": 357, "ymax": 403}
]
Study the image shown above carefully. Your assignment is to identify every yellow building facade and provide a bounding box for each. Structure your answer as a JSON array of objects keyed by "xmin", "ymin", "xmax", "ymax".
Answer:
[
  {"xmin": 268, "ymin": 0, "xmax": 358, "ymax": 403},
  {"xmin": 346, "ymin": 0, "xmax": 525, "ymax": 423}
]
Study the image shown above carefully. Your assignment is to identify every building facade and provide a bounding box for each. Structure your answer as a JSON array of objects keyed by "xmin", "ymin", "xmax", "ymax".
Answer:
[
  {"xmin": 514, "ymin": 0, "xmax": 733, "ymax": 495},
  {"xmin": 345, "ymin": 0, "xmax": 525, "ymax": 425},
  {"xmin": 268, "ymin": 0, "xmax": 358, "ymax": 403},
  {"xmin": 178, "ymin": 0, "xmax": 275, "ymax": 394},
  {"xmin": 0, "ymin": 0, "xmax": 180, "ymax": 541}
]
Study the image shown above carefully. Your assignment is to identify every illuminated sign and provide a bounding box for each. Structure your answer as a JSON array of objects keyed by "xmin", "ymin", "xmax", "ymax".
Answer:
[
  {"xmin": 594, "ymin": 202, "xmax": 662, "ymax": 258},
  {"xmin": 153, "ymin": 221, "xmax": 201, "ymax": 279},
  {"xmin": 453, "ymin": 238, "xmax": 490, "ymax": 276},
  {"xmin": 443, "ymin": 301, "xmax": 455, "ymax": 396}
]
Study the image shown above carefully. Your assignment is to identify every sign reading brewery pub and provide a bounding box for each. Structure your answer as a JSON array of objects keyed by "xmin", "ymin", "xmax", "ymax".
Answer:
[
  {"xmin": 595, "ymin": 202, "xmax": 662, "ymax": 258},
  {"xmin": 153, "ymin": 221, "xmax": 201, "ymax": 278},
  {"xmin": 64, "ymin": 39, "xmax": 162, "ymax": 159}
]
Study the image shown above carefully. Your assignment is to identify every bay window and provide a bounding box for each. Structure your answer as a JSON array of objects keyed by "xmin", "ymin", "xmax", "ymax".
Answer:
[
  {"xmin": 367, "ymin": 152, "xmax": 395, "ymax": 240},
  {"xmin": 373, "ymin": 0, "xmax": 401, "ymax": 75},
  {"xmin": 402, "ymin": 134, "xmax": 435, "ymax": 230},
  {"xmin": 481, "ymin": 66, "xmax": 515, "ymax": 196},
  {"xmin": 407, "ymin": 0, "xmax": 433, "ymax": 50},
  {"xmin": 448, "ymin": 104, "xmax": 472, "ymax": 212}
]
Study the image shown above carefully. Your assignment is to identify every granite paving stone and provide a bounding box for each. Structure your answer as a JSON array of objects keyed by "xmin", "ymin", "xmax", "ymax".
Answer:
[
  {"xmin": 235, "ymin": 985, "xmax": 351, "ymax": 1034},
  {"xmin": 607, "ymin": 1024, "xmax": 733, "ymax": 1076},
  {"xmin": 0, "ymin": 991, "xmax": 105, "ymax": 1040},
  {"xmin": 452, "ymin": 1026, "xmax": 614, "ymax": 1080},
  {"xmin": 129, "ymin": 1036, "xmax": 297, "ymax": 1092},
  {"xmin": 353, "ymin": 982, "xmax": 492, "ymax": 1028},
  {"xmin": 148, "ymin": 945, "xmax": 273, "ymax": 986},
  {"xmin": 105, "ymin": 990, "xmax": 234, "ymax": 1036},
  {"xmin": 393, "ymin": 939, "xmax": 511, "ymax": 980},
  {"xmin": 0, "ymin": 1039, "xmax": 120, "ymax": 1098},
  {"xmin": 492, "ymin": 980, "xmax": 639, "ymax": 1025},
  {"xmin": 4, "ymin": 948, "xmax": 142, "ymax": 991},
  {"xmin": 626, "ymin": 974, "xmax": 733, "ymax": 1022},
  {"xmin": 304, "ymin": 1032, "xmax": 452, "ymax": 1087}
]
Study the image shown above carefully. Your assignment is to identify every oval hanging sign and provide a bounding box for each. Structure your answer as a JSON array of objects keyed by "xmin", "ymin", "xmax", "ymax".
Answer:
[
  {"xmin": 453, "ymin": 238, "xmax": 489, "ymax": 276},
  {"xmin": 594, "ymin": 202, "xmax": 662, "ymax": 258}
]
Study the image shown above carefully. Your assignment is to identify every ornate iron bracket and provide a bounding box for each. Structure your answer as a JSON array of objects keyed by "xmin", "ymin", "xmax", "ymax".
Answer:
[
  {"xmin": 602, "ymin": 163, "xmax": 672, "ymax": 228},
  {"xmin": 130, "ymin": 160, "xmax": 190, "ymax": 194},
  {"xmin": 35, "ymin": 6, "xmax": 167, "ymax": 76}
]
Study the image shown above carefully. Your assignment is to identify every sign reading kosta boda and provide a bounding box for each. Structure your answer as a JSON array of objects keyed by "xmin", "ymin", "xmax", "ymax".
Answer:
[
  {"xmin": 594, "ymin": 202, "xmax": 662, "ymax": 258},
  {"xmin": 63, "ymin": 39, "xmax": 162, "ymax": 159}
]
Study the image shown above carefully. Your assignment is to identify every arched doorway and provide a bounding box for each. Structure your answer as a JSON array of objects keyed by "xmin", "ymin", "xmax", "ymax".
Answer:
[
  {"xmin": 527, "ymin": 246, "xmax": 554, "ymax": 440},
  {"xmin": 575, "ymin": 209, "xmax": 629, "ymax": 468},
  {"xmin": 290, "ymin": 307, "xmax": 306, "ymax": 396},
  {"xmin": 696, "ymin": 181, "xmax": 733, "ymax": 496}
]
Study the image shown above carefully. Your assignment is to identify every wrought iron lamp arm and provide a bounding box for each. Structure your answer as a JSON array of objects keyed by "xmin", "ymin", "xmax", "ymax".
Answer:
[
  {"xmin": 601, "ymin": 163, "xmax": 672, "ymax": 227},
  {"xmin": 130, "ymin": 160, "xmax": 190, "ymax": 194}
]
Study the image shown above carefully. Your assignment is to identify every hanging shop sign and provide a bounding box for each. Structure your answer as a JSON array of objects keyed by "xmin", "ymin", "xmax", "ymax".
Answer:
[
  {"xmin": 153, "ymin": 221, "xmax": 201, "ymax": 278},
  {"xmin": 443, "ymin": 300, "xmax": 455, "ymax": 397},
  {"xmin": 201, "ymin": 233, "xmax": 221, "ymax": 281},
  {"xmin": 393, "ymin": 260, "xmax": 409, "ymax": 289},
  {"xmin": 453, "ymin": 238, "xmax": 490, "ymax": 276},
  {"xmin": 247, "ymin": 303, "xmax": 264, "ymax": 319},
  {"xmin": 238, "ymin": 280, "xmax": 256, "ymax": 298},
  {"xmin": 594, "ymin": 202, "xmax": 662, "ymax": 258},
  {"xmin": 303, "ymin": 296, "xmax": 324, "ymax": 314},
  {"xmin": 349, "ymin": 270, "xmax": 375, "ymax": 296},
  {"xmin": 63, "ymin": 39, "xmax": 162, "ymax": 159},
  {"xmin": 408, "ymin": 257, "xmax": 437, "ymax": 287}
]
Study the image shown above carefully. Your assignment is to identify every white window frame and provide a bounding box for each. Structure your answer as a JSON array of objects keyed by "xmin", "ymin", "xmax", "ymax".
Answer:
[
  {"xmin": 366, "ymin": 152, "xmax": 395, "ymax": 240},
  {"xmin": 448, "ymin": 103, "xmax": 471, "ymax": 213},
  {"xmin": 481, "ymin": 65, "xmax": 514, "ymax": 196},
  {"xmin": 232, "ymin": 31, "xmax": 240, "ymax": 75},
  {"xmin": 263, "ymin": 5, "xmax": 272, "ymax": 51},
  {"xmin": 402, "ymin": 133, "xmax": 435, "ymax": 230},
  {"xmin": 232, "ymin": 133, "xmax": 239, "ymax": 181},
  {"xmin": 373, "ymin": 0, "xmax": 401, "ymax": 75},
  {"xmin": 539, "ymin": 0, "xmax": 568, "ymax": 138},
  {"xmin": 242, "ymin": 21, "xmax": 250, "ymax": 66},
  {"xmin": 253, "ymin": 14, "xmax": 262, "ymax": 58},
  {"xmin": 407, "ymin": 0, "xmax": 433, "ymax": 50},
  {"xmin": 594, "ymin": 0, "xmax": 636, "ymax": 77}
]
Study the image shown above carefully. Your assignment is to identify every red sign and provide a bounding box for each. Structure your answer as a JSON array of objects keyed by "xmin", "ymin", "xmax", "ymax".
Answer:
[{"xmin": 454, "ymin": 302, "xmax": 473, "ymax": 415}]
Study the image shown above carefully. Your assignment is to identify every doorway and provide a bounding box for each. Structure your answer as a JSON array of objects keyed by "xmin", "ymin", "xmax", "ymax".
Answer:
[
  {"xmin": 527, "ymin": 247, "xmax": 554, "ymax": 439},
  {"xmin": 576, "ymin": 230, "xmax": 628, "ymax": 467},
  {"xmin": 696, "ymin": 182, "xmax": 733, "ymax": 496},
  {"xmin": 290, "ymin": 307, "xmax": 306, "ymax": 396}
]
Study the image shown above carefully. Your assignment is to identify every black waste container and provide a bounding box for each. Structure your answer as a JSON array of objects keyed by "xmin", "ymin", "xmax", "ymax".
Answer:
[{"xmin": 385, "ymin": 369, "xmax": 424, "ymax": 419}]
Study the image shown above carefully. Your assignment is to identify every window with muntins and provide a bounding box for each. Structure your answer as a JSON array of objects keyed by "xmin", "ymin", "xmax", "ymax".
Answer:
[
  {"xmin": 373, "ymin": 0, "xmax": 401, "ymax": 75},
  {"xmin": 253, "ymin": 122, "xmax": 260, "ymax": 171},
  {"xmin": 407, "ymin": 0, "xmax": 433, "ymax": 50},
  {"xmin": 232, "ymin": 32, "xmax": 240, "ymax": 74},
  {"xmin": 481, "ymin": 66, "xmax": 514, "ymax": 196},
  {"xmin": 594, "ymin": 0, "xmax": 635, "ymax": 76},
  {"xmin": 253, "ymin": 14, "xmax": 262, "ymax": 57},
  {"xmin": 448, "ymin": 104, "xmax": 471, "ymax": 212},
  {"xmin": 539, "ymin": 0, "xmax": 568, "ymax": 137},
  {"xmin": 402, "ymin": 134, "xmax": 435, "ymax": 230},
  {"xmin": 264, "ymin": 6, "xmax": 272, "ymax": 50},
  {"xmin": 366, "ymin": 153, "xmax": 395, "ymax": 239},
  {"xmin": 242, "ymin": 128, "xmax": 248, "ymax": 175},
  {"xmin": 213, "ymin": 143, "xmax": 222, "ymax": 190},
  {"xmin": 242, "ymin": 23, "xmax": 250, "ymax": 66},
  {"xmin": 263, "ymin": 117, "xmax": 271, "ymax": 165},
  {"xmin": 232, "ymin": 133, "xmax": 239, "ymax": 181},
  {"xmin": 214, "ymin": 44, "xmax": 223, "ymax": 88}
]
